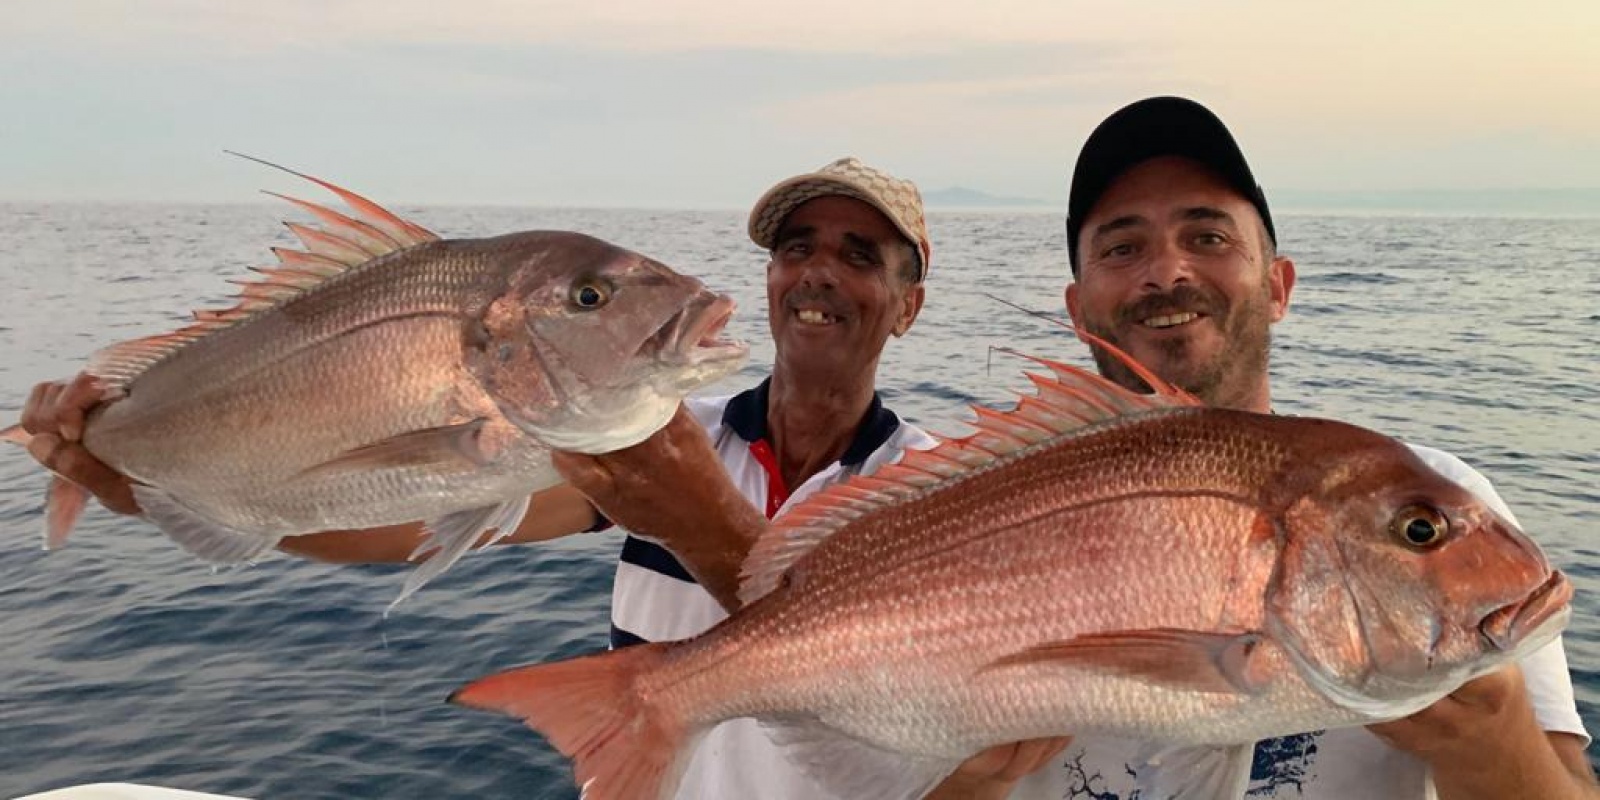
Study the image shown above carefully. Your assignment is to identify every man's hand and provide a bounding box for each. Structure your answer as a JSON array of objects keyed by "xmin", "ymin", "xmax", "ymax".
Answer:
[
  {"xmin": 18, "ymin": 373, "xmax": 139, "ymax": 515},
  {"xmin": 552, "ymin": 405, "xmax": 767, "ymax": 611},
  {"xmin": 1369, "ymin": 666, "xmax": 1599, "ymax": 799},
  {"xmin": 1367, "ymin": 665, "xmax": 1527, "ymax": 761},
  {"xmin": 925, "ymin": 737, "xmax": 1073, "ymax": 800}
]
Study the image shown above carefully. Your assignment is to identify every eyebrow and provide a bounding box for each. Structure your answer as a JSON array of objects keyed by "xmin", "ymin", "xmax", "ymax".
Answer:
[
  {"xmin": 1090, "ymin": 214, "xmax": 1146, "ymax": 240},
  {"xmin": 841, "ymin": 232, "xmax": 885, "ymax": 261},
  {"xmin": 772, "ymin": 224, "xmax": 815, "ymax": 249},
  {"xmin": 1179, "ymin": 206, "xmax": 1235, "ymax": 225},
  {"xmin": 773, "ymin": 226, "xmax": 887, "ymax": 262},
  {"xmin": 1091, "ymin": 206, "xmax": 1238, "ymax": 241}
]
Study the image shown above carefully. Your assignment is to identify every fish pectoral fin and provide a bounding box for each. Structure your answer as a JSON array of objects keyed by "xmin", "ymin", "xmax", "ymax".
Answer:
[
  {"xmin": 132, "ymin": 485, "xmax": 278, "ymax": 564},
  {"xmin": 761, "ymin": 715, "xmax": 960, "ymax": 800},
  {"xmin": 982, "ymin": 628, "xmax": 1273, "ymax": 695},
  {"xmin": 388, "ymin": 495, "xmax": 532, "ymax": 612},
  {"xmin": 296, "ymin": 419, "xmax": 493, "ymax": 480},
  {"xmin": 1132, "ymin": 742, "xmax": 1256, "ymax": 800}
]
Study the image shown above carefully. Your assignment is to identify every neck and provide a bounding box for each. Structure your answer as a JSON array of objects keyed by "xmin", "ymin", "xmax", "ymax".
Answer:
[
  {"xmin": 764, "ymin": 369, "xmax": 877, "ymax": 491},
  {"xmin": 1219, "ymin": 382, "xmax": 1273, "ymax": 414}
]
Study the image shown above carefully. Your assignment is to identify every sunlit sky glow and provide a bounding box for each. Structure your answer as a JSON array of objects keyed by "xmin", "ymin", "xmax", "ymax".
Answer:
[{"xmin": 5, "ymin": 1, "xmax": 1597, "ymax": 208}]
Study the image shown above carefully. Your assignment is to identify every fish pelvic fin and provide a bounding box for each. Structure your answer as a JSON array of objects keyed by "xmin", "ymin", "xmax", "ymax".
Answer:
[
  {"xmin": 450, "ymin": 643, "xmax": 694, "ymax": 800},
  {"xmin": 761, "ymin": 716, "xmax": 959, "ymax": 800},
  {"xmin": 83, "ymin": 156, "xmax": 440, "ymax": 396},
  {"xmin": 737, "ymin": 340, "xmax": 1199, "ymax": 606},
  {"xmin": 1133, "ymin": 741, "xmax": 1256, "ymax": 800},
  {"xmin": 388, "ymin": 494, "xmax": 531, "ymax": 612}
]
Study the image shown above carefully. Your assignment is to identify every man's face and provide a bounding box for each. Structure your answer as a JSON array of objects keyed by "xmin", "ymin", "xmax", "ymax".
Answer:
[
  {"xmin": 766, "ymin": 195, "xmax": 924, "ymax": 380},
  {"xmin": 1066, "ymin": 156, "xmax": 1295, "ymax": 411}
]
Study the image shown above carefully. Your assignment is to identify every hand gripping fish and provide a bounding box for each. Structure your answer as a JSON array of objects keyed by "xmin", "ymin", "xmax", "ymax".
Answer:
[
  {"xmin": 450, "ymin": 333, "xmax": 1570, "ymax": 800},
  {"xmin": 3, "ymin": 156, "xmax": 747, "ymax": 607}
]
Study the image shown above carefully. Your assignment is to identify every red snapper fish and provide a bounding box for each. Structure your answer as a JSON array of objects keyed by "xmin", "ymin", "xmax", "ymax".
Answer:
[
  {"xmin": 3, "ymin": 157, "xmax": 747, "ymax": 606},
  {"xmin": 450, "ymin": 336, "xmax": 1570, "ymax": 799}
]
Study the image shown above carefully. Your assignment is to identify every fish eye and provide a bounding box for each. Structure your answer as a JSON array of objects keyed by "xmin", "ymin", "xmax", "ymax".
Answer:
[
  {"xmin": 1392, "ymin": 504, "xmax": 1449, "ymax": 548},
  {"xmin": 571, "ymin": 280, "xmax": 612, "ymax": 310}
]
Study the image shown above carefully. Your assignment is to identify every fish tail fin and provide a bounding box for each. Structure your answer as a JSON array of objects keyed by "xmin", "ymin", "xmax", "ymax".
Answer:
[
  {"xmin": 450, "ymin": 643, "xmax": 693, "ymax": 800},
  {"xmin": 1, "ymin": 424, "xmax": 29, "ymax": 446},
  {"xmin": 44, "ymin": 476, "xmax": 91, "ymax": 549},
  {"xmin": 0, "ymin": 426, "xmax": 89, "ymax": 547}
]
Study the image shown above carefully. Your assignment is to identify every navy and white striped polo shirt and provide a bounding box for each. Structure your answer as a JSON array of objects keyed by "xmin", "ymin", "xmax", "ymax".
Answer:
[
  {"xmin": 609, "ymin": 377, "xmax": 935, "ymax": 649},
  {"xmin": 604, "ymin": 378, "xmax": 935, "ymax": 800}
]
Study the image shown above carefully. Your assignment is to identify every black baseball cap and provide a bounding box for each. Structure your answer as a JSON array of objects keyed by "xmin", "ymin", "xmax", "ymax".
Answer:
[{"xmin": 1066, "ymin": 96, "xmax": 1275, "ymax": 274}]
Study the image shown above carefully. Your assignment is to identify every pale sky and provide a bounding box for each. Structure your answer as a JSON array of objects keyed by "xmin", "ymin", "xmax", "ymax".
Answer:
[{"xmin": 4, "ymin": 1, "xmax": 1598, "ymax": 208}]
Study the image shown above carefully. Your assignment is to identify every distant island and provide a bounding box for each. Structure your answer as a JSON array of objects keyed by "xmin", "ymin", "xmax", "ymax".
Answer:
[{"xmin": 922, "ymin": 186, "xmax": 1049, "ymax": 209}]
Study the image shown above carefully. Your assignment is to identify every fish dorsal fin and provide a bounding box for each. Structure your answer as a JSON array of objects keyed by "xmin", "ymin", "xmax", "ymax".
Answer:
[
  {"xmin": 84, "ymin": 156, "xmax": 440, "ymax": 394},
  {"xmin": 736, "ymin": 331, "xmax": 1201, "ymax": 607}
]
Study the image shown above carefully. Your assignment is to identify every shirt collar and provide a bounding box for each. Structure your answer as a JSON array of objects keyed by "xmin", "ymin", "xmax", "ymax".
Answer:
[{"xmin": 722, "ymin": 377, "xmax": 902, "ymax": 468}]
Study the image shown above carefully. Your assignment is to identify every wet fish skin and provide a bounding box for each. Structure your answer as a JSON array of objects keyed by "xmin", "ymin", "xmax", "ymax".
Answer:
[
  {"xmin": 5, "ymin": 169, "xmax": 747, "ymax": 605},
  {"xmin": 451, "ymin": 342, "xmax": 1569, "ymax": 800}
]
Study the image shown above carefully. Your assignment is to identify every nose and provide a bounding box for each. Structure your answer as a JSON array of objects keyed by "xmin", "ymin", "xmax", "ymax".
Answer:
[
  {"xmin": 1142, "ymin": 237, "xmax": 1195, "ymax": 291},
  {"xmin": 795, "ymin": 254, "xmax": 841, "ymax": 289}
]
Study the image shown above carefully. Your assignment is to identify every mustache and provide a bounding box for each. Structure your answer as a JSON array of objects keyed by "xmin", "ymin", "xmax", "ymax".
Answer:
[
  {"xmin": 1117, "ymin": 284, "xmax": 1223, "ymax": 326},
  {"xmin": 783, "ymin": 287, "xmax": 852, "ymax": 318}
]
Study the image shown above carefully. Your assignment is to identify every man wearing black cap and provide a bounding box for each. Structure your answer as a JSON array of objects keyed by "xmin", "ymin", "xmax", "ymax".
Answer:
[{"xmin": 1002, "ymin": 95, "xmax": 1595, "ymax": 800}]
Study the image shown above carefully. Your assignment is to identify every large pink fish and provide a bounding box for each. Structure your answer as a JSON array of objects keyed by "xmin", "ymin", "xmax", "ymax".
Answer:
[
  {"xmin": 4, "ymin": 158, "xmax": 747, "ymax": 606},
  {"xmin": 450, "ymin": 336, "xmax": 1570, "ymax": 799}
]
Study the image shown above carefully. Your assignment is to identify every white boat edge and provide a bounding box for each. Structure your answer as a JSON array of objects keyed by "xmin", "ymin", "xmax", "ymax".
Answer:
[{"xmin": 12, "ymin": 785, "xmax": 254, "ymax": 800}]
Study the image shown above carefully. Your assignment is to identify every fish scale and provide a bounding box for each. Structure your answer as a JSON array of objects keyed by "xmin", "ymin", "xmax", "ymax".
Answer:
[
  {"xmin": 453, "ymin": 338, "xmax": 1569, "ymax": 800},
  {"xmin": 5, "ymin": 165, "xmax": 747, "ymax": 606}
]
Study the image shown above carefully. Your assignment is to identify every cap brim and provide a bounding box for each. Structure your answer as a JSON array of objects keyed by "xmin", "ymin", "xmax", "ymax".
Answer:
[{"xmin": 748, "ymin": 175, "xmax": 928, "ymax": 280}]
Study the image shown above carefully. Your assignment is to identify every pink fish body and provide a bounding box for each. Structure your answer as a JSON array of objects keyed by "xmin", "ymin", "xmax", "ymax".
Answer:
[
  {"xmin": 6, "ymin": 158, "xmax": 747, "ymax": 606},
  {"xmin": 456, "ymin": 343, "xmax": 1570, "ymax": 800}
]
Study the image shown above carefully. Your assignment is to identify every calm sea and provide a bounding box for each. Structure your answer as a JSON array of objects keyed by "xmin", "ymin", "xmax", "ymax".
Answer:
[{"xmin": 0, "ymin": 203, "xmax": 1595, "ymax": 798}]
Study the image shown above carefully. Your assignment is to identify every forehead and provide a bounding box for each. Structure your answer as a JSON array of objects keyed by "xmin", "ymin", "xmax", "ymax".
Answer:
[
  {"xmin": 1085, "ymin": 155, "xmax": 1260, "ymax": 228},
  {"xmin": 777, "ymin": 195, "xmax": 903, "ymax": 244}
]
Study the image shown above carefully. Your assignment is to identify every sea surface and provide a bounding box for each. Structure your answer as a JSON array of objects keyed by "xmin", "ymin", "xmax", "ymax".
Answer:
[{"xmin": 0, "ymin": 202, "xmax": 1595, "ymax": 799}]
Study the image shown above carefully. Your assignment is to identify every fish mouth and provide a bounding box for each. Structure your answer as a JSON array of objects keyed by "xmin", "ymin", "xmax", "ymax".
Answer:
[
  {"xmin": 1479, "ymin": 571, "xmax": 1573, "ymax": 652},
  {"xmin": 659, "ymin": 293, "xmax": 746, "ymax": 365}
]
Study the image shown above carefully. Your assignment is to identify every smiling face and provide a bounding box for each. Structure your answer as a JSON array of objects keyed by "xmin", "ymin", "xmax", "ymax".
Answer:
[
  {"xmin": 766, "ymin": 195, "xmax": 924, "ymax": 385},
  {"xmin": 1066, "ymin": 156, "xmax": 1296, "ymax": 412}
]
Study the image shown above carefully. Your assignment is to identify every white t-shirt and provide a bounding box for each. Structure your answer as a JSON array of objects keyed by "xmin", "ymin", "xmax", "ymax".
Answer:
[
  {"xmin": 607, "ymin": 381, "xmax": 937, "ymax": 800},
  {"xmin": 1009, "ymin": 443, "xmax": 1590, "ymax": 800},
  {"xmin": 610, "ymin": 394, "xmax": 1589, "ymax": 800}
]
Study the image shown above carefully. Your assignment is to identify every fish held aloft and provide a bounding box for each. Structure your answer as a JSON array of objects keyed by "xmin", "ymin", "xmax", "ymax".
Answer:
[
  {"xmin": 452, "ymin": 336, "xmax": 1569, "ymax": 800},
  {"xmin": 4, "ymin": 157, "xmax": 747, "ymax": 606}
]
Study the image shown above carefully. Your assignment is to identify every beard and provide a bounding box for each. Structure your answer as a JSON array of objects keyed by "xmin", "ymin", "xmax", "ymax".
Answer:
[{"xmin": 1082, "ymin": 280, "xmax": 1274, "ymax": 408}]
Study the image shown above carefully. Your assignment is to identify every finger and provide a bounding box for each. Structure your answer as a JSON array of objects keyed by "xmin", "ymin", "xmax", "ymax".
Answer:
[
  {"xmin": 1448, "ymin": 666, "xmax": 1521, "ymax": 709},
  {"xmin": 56, "ymin": 373, "xmax": 106, "ymax": 442},
  {"xmin": 21, "ymin": 382, "xmax": 64, "ymax": 435},
  {"xmin": 998, "ymin": 737, "xmax": 1073, "ymax": 780},
  {"xmin": 26, "ymin": 432, "xmax": 64, "ymax": 472},
  {"xmin": 58, "ymin": 449, "xmax": 140, "ymax": 515},
  {"xmin": 25, "ymin": 436, "xmax": 140, "ymax": 515}
]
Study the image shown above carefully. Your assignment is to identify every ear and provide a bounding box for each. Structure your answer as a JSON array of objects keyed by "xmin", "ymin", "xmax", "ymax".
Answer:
[
  {"xmin": 1268, "ymin": 257, "xmax": 1296, "ymax": 322},
  {"xmin": 1065, "ymin": 281, "xmax": 1084, "ymax": 328},
  {"xmin": 892, "ymin": 282, "xmax": 925, "ymax": 337}
]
